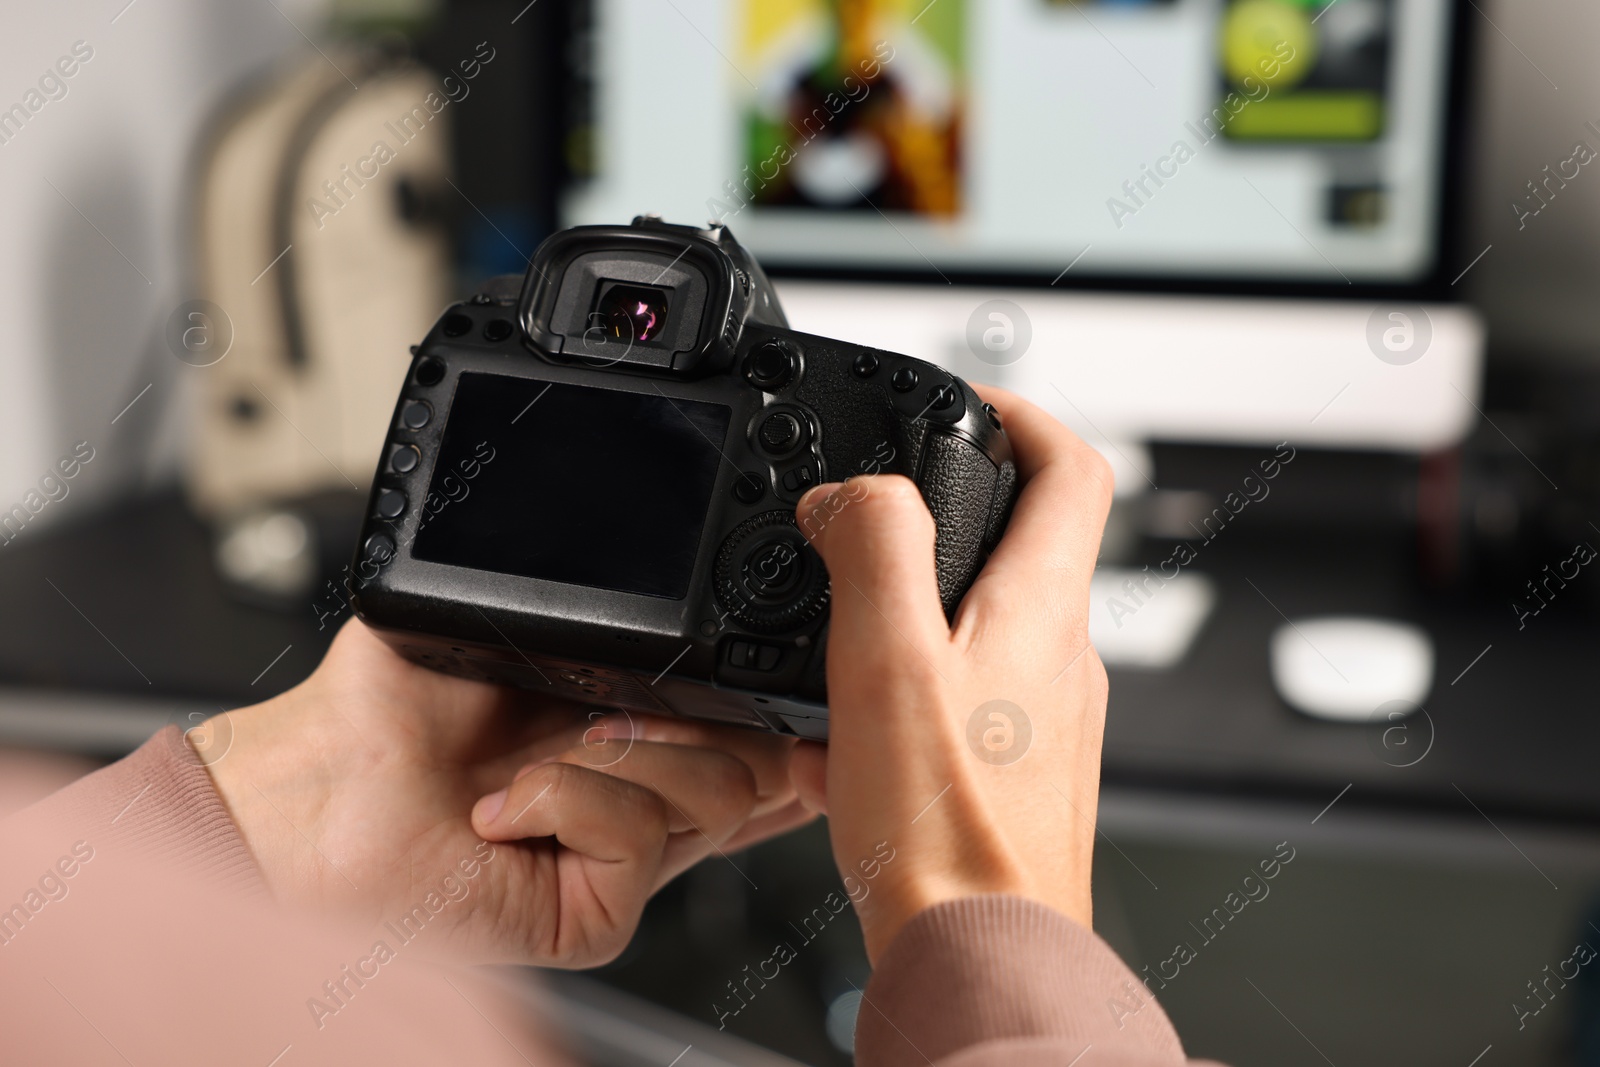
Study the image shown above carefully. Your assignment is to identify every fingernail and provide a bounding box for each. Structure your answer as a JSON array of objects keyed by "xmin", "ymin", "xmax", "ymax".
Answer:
[
  {"xmin": 475, "ymin": 788, "xmax": 507, "ymax": 823},
  {"xmin": 797, "ymin": 482, "xmax": 845, "ymax": 514}
]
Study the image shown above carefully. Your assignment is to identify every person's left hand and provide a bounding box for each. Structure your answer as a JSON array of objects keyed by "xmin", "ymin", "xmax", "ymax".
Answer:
[{"xmin": 195, "ymin": 619, "xmax": 812, "ymax": 967}]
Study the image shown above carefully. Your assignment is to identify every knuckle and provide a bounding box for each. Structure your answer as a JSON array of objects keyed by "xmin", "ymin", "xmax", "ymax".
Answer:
[
  {"xmin": 665, "ymin": 755, "xmax": 756, "ymax": 838},
  {"xmin": 632, "ymin": 787, "xmax": 670, "ymax": 841},
  {"xmin": 865, "ymin": 473, "xmax": 924, "ymax": 507},
  {"xmin": 535, "ymin": 760, "xmax": 576, "ymax": 809},
  {"xmin": 1074, "ymin": 447, "xmax": 1116, "ymax": 508},
  {"xmin": 706, "ymin": 751, "xmax": 758, "ymax": 809},
  {"xmin": 591, "ymin": 777, "xmax": 669, "ymax": 853},
  {"xmin": 851, "ymin": 475, "xmax": 932, "ymax": 531}
]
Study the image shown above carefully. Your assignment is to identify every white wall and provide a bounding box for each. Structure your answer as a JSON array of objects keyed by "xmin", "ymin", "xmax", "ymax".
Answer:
[{"xmin": 0, "ymin": 0, "xmax": 326, "ymax": 529}]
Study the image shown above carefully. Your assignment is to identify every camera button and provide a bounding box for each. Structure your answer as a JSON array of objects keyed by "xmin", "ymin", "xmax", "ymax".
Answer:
[
  {"xmin": 363, "ymin": 532, "xmax": 396, "ymax": 562},
  {"xmin": 852, "ymin": 352, "xmax": 880, "ymax": 378},
  {"xmin": 375, "ymin": 489, "xmax": 407, "ymax": 519},
  {"xmin": 414, "ymin": 358, "xmax": 445, "ymax": 386},
  {"xmin": 929, "ymin": 383, "xmax": 958, "ymax": 410},
  {"xmin": 759, "ymin": 412, "xmax": 803, "ymax": 454},
  {"xmin": 733, "ymin": 472, "xmax": 765, "ymax": 505},
  {"xmin": 747, "ymin": 542, "xmax": 802, "ymax": 596},
  {"xmin": 442, "ymin": 313, "xmax": 472, "ymax": 337},
  {"xmin": 728, "ymin": 641, "xmax": 782, "ymax": 671},
  {"xmin": 389, "ymin": 444, "xmax": 420, "ymax": 474},
  {"xmin": 891, "ymin": 367, "xmax": 919, "ymax": 393},
  {"xmin": 400, "ymin": 400, "xmax": 432, "ymax": 430},
  {"xmin": 781, "ymin": 465, "xmax": 817, "ymax": 493},
  {"xmin": 747, "ymin": 342, "xmax": 794, "ymax": 390},
  {"xmin": 483, "ymin": 319, "xmax": 514, "ymax": 342},
  {"xmin": 983, "ymin": 402, "xmax": 1004, "ymax": 430}
]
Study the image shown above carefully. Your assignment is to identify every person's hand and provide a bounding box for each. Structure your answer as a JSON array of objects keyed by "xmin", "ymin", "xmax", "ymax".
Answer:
[
  {"xmin": 194, "ymin": 620, "xmax": 813, "ymax": 966},
  {"xmin": 790, "ymin": 385, "xmax": 1115, "ymax": 961}
]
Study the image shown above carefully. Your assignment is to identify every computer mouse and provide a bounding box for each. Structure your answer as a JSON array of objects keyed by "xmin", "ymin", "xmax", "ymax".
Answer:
[{"xmin": 1269, "ymin": 616, "xmax": 1434, "ymax": 721}]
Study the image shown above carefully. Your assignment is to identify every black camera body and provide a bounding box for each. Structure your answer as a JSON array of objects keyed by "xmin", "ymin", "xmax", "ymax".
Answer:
[{"xmin": 350, "ymin": 217, "xmax": 1016, "ymax": 738}]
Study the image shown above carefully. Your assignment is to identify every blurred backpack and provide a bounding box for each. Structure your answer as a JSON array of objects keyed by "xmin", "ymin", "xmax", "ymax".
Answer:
[{"xmin": 185, "ymin": 47, "xmax": 453, "ymax": 604}]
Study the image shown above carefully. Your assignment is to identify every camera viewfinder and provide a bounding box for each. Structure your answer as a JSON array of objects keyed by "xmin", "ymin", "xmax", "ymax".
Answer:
[{"xmin": 596, "ymin": 283, "xmax": 670, "ymax": 344}]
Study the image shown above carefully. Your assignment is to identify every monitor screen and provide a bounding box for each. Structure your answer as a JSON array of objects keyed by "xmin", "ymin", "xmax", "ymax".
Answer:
[
  {"xmin": 412, "ymin": 374, "xmax": 732, "ymax": 599},
  {"xmin": 562, "ymin": 0, "xmax": 1459, "ymax": 289}
]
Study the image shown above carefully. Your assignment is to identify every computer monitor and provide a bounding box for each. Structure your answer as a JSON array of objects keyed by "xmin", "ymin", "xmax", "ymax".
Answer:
[{"xmin": 562, "ymin": 0, "xmax": 1482, "ymax": 457}]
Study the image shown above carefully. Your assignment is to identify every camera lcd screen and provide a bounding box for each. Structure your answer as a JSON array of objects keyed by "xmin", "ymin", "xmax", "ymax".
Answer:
[{"xmin": 411, "ymin": 374, "xmax": 731, "ymax": 599}]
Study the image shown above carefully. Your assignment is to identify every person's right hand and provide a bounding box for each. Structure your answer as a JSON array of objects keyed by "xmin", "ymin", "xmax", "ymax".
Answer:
[
  {"xmin": 198, "ymin": 620, "xmax": 812, "ymax": 969},
  {"xmin": 789, "ymin": 385, "xmax": 1116, "ymax": 961}
]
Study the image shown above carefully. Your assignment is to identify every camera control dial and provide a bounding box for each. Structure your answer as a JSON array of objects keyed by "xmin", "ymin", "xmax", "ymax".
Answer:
[{"xmin": 714, "ymin": 511, "xmax": 830, "ymax": 634}]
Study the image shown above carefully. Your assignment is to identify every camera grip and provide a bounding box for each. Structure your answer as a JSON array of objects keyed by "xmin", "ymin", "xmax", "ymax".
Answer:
[{"xmin": 918, "ymin": 431, "xmax": 1017, "ymax": 614}]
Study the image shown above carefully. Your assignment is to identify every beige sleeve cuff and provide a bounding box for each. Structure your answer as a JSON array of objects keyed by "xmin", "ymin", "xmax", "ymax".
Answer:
[
  {"xmin": 856, "ymin": 895, "xmax": 1191, "ymax": 1067},
  {"xmin": 12, "ymin": 724, "xmax": 262, "ymax": 894}
]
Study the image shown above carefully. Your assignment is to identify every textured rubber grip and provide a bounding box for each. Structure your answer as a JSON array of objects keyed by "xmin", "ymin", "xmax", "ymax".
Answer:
[
  {"xmin": 986, "ymin": 459, "xmax": 1018, "ymax": 552},
  {"xmin": 918, "ymin": 432, "xmax": 1015, "ymax": 614}
]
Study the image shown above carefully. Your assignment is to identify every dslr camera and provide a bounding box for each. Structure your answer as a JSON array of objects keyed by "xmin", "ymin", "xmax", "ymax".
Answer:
[{"xmin": 351, "ymin": 217, "xmax": 1016, "ymax": 738}]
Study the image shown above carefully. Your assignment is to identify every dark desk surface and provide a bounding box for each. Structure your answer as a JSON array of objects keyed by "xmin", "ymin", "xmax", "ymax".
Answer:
[
  {"xmin": 0, "ymin": 494, "xmax": 337, "ymax": 711},
  {"xmin": 3, "ymin": 494, "xmax": 1594, "ymax": 823},
  {"xmin": 1102, "ymin": 525, "xmax": 1600, "ymax": 826}
]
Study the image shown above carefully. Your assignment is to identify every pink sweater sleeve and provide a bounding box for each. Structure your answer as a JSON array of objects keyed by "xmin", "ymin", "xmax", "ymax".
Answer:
[
  {"xmin": 0, "ymin": 728, "xmax": 575, "ymax": 1067},
  {"xmin": 857, "ymin": 895, "xmax": 1224, "ymax": 1067},
  {"xmin": 16, "ymin": 725, "xmax": 262, "ymax": 890},
  {"xmin": 9, "ymin": 730, "xmax": 1218, "ymax": 1067}
]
